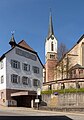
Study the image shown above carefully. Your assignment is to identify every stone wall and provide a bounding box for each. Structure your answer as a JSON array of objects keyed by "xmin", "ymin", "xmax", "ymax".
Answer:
[{"xmin": 42, "ymin": 93, "xmax": 84, "ymax": 107}]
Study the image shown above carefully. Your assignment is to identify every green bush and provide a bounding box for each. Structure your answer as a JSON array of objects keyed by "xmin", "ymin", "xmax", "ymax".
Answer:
[{"xmin": 41, "ymin": 88, "xmax": 84, "ymax": 95}]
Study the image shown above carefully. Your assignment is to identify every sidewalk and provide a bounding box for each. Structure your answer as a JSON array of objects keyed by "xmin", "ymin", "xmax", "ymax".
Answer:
[{"xmin": 0, "ymin": 105, "xmax": 34, "ymax": 112}]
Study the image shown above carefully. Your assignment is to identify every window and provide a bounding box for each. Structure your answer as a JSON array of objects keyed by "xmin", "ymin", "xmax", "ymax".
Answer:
[
  {"xmin": 50, "ymin": 54, "xmax": 55, "ymax": 59},
  {"xmin": 80, "ymin": 69, "xmax": 83, "ymax": 74},
  {"xmin": 32, "ymin": 66, "xmax": 39, "ymax": 74},
  {"xmin": 76, "ymin": 82, "xmax": 80, "ymax": 89},
  {"xmin": 11, "ymin": 74, "xmax": 20, "ymax": 84},
  {"xmin": 1, "ymin": 92, "xmax": 4, "ymax": 99},
  {"xmin": 0, "ymin": 61, "xmax": 4, "ymax": 69},
  {"xmin": 48, "ymin": 84, "xmax": 52, "ymax": 90},
  {"xmin": 11, "ymin": 60, "xmax": 20, "ymax": 69},
  {"xmin": 33, "ymin": 79, "xmax": 40, "ymax": 87},
  {"xmin": 51, "ymin": 42, "xmax": 54, "ymax": 51},
  {"xmin": 61, "ymin": 83, "xmax": 65, "ymax": 89},
  {"xmin": 22, "ymin": 76, "xmax": 30, "ymax": 85},
  {"xmin": 16, "ymin": 48, "xmax": 37, "ymax": 61},
  {"xmin": 0, "ymin": 76, "xmax": 4, "ymax": 84},
  {"xmin": 22, "ymin": 63, "xmax": 30, "ymax": 71}
]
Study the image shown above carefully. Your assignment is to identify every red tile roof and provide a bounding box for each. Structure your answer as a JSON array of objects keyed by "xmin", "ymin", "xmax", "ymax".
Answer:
[{"xmin": 18, "ymin": 40, "xmax": 35, "ymax": 52}]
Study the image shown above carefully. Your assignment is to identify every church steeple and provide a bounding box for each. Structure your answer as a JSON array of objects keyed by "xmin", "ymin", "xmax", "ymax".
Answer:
[
  {"xmin": 47, "ymin": 11, "xmax": 54, "ymax": 40},
  {"xmin": 45, "ymin": 11, "xmax": 58, "ymax": 82},
  {"xmin": 9, "ymin": 33, "xmax": 16, "ymax": 48}
]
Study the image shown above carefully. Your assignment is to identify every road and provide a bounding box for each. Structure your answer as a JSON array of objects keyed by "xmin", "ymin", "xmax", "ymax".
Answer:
[{"xmin": 0, "ymin": 107, "xmax": 84, "ymax": 120}]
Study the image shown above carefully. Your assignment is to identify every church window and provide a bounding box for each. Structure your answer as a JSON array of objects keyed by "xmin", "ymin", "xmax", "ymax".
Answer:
[
  {"xmin": 50, "ymin": 54, "xmax": 55, "ymax": 59},
  {"xmin": 0, "ymin": 76, "xmax": 4, "ymax": 84},
  {"xmin": 48, "ymin": 84, "xmax": 52, "ymax": 90},
  {"xmin": 82, "ymin": 45, "xmax": 84, "ymax": 66},
  {"xmin": 51, "ymin": 42, "xmax": 54, "ymax": 51},
  {"xmin": 1, "ymin": 92, "xmax": 4, "ymax": 99}
]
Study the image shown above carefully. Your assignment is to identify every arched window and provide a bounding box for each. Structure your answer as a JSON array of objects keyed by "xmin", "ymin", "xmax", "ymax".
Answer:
[{"xmin": 51, "ymin": 42, "xmax": 54, "ymax": 51}]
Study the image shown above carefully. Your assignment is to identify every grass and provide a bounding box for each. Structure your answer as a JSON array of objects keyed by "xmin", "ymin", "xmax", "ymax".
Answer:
[{"xmin": 41, "ymin": 88, "xmax": 84, "ymax": 95}]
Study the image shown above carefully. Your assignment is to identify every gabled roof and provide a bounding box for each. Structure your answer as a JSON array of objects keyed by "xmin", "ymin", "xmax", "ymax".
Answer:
[
  {"xmin": 57, "ymin": 34, "xmax": 84, "ymax": 65},
  {"xmin": 69, "ymin": 64, "xmax": 84, "ymax": 71},
  {"xmin": 18, "ymin": 40, "xmax": 35, "ymax": 52},
  {"xmin": 0, "ymin": 40, "xmax": 44, "ymax": 68},
  {"xmin": 77, "ymin": 34, "xmax": 84, "ymax": 44}
]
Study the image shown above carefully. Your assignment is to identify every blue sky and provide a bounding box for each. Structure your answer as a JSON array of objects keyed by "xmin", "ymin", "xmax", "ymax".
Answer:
[{"xmin": 0, "ymin": 0, "xmax": 84, "ymax": 64}]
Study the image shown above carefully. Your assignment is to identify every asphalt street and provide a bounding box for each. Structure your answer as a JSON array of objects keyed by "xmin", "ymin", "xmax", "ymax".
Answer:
[{"xmin": 0, "ymin": 107, "xmax": 84, "ymax": 120}]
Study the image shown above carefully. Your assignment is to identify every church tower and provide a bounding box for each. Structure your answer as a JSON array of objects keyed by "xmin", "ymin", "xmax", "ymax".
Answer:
[{"xmin": 45, "ymin": 12, "xmax": 58, "ymax": 82}]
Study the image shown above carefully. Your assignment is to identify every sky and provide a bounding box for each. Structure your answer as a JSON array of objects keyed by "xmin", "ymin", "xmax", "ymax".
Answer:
[{"xmin": 0, "ymin": 0, "xmax": 84, "ymax": 64}]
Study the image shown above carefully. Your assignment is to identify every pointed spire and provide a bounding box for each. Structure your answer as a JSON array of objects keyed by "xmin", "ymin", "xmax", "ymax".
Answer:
[
  {"xmin": 9, "ymin": 32, "xmax": 16, "ymax": 48},
  {"xmin": 47, "ymin": 9, "xmax": 54, "ymax": 39}
]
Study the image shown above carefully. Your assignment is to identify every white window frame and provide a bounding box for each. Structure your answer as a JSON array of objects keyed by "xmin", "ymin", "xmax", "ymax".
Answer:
[
  {"xmin": 22, "ymin": 76, "xmax": 30, "ymax": 85},
  {"xmin": 11, "ymin": 60, "xmax": 20, "ymax": 69},
  {"xmin": 32, "ymin": 66, "xmax": 39, "ymax": 74},
  {"xmin": 33, "ymin": 79, "xmax": 40, "ymax": 87},
  {"xmin": 0, "ymin": 76, "xmax": 4, "ymax": 84},
  {"xmin": 0, "ymin": 61, "xmax": 4, "ymax": 69},
  {"xmin": 22, "ymin": 63, "xmax": 30, "ymax": 71},
  {"xmin": 11, "ymin": 74, "xmax": 20, "ymax": 84}
]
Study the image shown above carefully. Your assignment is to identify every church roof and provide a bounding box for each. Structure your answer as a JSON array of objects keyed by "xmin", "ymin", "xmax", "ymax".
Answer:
[
  {"xmin": 69, "ymin": 64, "xmax": 84, "ymax": 71},
  {"xmin": 77, "ymin": 34, "xmax": 84, "ymax": 44},
  {"xmin": 47, "ymin": 12, "xmax": 54, "ymax": 40}
]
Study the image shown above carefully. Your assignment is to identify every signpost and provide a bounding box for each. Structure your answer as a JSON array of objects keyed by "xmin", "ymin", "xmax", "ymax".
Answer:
[{"xmin": 35, "ymin": 88, "xmax": 41, "ymax": 109}]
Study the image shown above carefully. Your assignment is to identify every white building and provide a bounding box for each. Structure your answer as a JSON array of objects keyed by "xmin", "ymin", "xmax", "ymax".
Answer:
[{"xmin": 0, "ymin": 34, "xmax": 43, "ymax": 107}]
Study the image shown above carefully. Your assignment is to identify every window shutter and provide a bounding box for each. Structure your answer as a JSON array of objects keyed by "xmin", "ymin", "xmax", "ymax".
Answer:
[
  {"xmin": 38, "ymin": 80, "xmax": 40, "ymax": 87},
  {"xmin": 11, "ymin": 74, "xmax": 13, "ymax": 83},
  {"xmin": 18, "ymin": 62, "xmax": 20, "ymax": 69},
  {"xmin": 29, "ymin": 65, "xmax": 30, "ymax": 71},
  {"xmin": 22, "ymin": 63, "xmax": 24, "ymax": 70},
  {"xmin": 11, "ymin": 60, "xmax": 13, "ymax": 67},
  {"xmin": 18, "ymin": 76, "xmax": 20, "ymax": 83}
]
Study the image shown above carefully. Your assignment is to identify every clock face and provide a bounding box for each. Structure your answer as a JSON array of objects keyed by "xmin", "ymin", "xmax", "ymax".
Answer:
[{"xmin": 51, "ymin": 35, "xmax": 54, "ymax": 40}]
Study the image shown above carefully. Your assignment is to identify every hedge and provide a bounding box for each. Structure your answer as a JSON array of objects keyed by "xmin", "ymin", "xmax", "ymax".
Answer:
[{"xmin": 41, "ymin": 88, "xmax": 84, "ymax": 95}]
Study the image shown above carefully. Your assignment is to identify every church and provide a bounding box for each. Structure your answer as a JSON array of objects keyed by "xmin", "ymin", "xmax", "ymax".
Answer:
[
  {"xmin": 0, "ymin": 34, "xmax": 43, "ymax": 107},
  {"xmin": 43, "ymin": 13, "xmax": 84, "ymax": 91}
]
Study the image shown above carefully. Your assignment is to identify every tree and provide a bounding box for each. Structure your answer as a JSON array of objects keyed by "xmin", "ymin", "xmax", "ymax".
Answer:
[
  {"xmin": 56, "ymin": 42, "xmax": 68, "ymax": 79},
  {"xmin": 54, "ymin": 42, "xmax": 72, "ymax": 80},
  {"xmin": 57, "ymin": 42, "xmax": 68, "ymax": 61}
]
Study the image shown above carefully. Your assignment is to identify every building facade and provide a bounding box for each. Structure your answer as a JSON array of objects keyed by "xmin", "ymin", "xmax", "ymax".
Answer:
[
  {"xmin": 43, "ymin": 13, "xmax": 84, "ymax": 91},
  {"xmin": 0, "ymin": 34, "xmax": 43, "ymax": 107}
]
